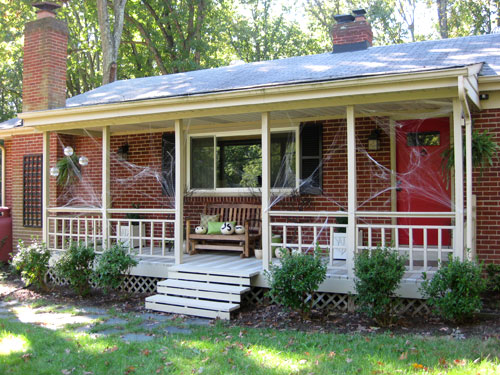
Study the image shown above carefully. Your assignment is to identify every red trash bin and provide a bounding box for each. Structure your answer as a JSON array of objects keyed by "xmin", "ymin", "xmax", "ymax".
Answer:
[{"xmin": 0, "ymin": 207, "xmax": 13, "ymax": 263}]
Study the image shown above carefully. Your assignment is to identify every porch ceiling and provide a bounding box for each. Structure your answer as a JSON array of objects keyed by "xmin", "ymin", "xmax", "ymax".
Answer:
[{"xmin": 95, "ymin": 98, "xmax": 453, "ymax": 135}]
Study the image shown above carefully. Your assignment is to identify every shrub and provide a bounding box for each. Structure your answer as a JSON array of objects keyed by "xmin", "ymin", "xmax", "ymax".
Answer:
[
  {"xmin": 353, "ymin": 246, "xmax": 406, "ymax": 326},
  {"xmin": 265, "ymin": 245, "xmax": 327, "ymax": 320},
  {"xmin": 54, "ymin": 242, "xmax": 96, "ymax": 296},
  {"xmin": 420, "ymin": 256, "xmax": 485, "ymax": 323},
  {"xmin": 94, "ymin": 243, "xmax": 138, "ymax": 293},
  {"xmin": 10, "ymin": 239, "xmax": 50, "ymax": 290},
  {"xmin": 485, "ymin": 263, "xmax": 500, "ymax": 293}
]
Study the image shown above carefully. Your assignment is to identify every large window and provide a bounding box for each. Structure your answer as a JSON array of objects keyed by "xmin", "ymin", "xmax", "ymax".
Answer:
[{"xmin": 189, "ymin": 131, "xmax": 296, "ymax": 191}]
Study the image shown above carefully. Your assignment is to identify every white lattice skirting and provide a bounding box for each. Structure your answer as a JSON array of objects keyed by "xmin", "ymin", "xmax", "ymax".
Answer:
[
  {"xmin": 242, "ymin": 287, "xmax": 430, "ymax": 316},
  {"xmin": 46, "ymin": 268, "xmax": 162, "ymax": 294}
]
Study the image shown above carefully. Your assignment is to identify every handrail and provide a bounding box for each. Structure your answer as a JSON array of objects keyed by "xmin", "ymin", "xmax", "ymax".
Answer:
[
  {"xmin": 48, "ymin": 207, "xmax": 102, "ymax": 214},
  {"xmin": 47, "ymin": 207, "xmax": 175, "ymax": 215},
  {"xmin": 270, "ymin": 210, "xmax": 348, "ymax": 217},
  {"xmin": 270, "ymin": 210, "xmax": 455, "ymax": 218}
]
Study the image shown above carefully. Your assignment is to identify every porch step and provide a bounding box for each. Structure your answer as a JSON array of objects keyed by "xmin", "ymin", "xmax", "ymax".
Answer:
[{"xmin": 145, "ymin": 270, "xmax": 252, "ymax": 320}]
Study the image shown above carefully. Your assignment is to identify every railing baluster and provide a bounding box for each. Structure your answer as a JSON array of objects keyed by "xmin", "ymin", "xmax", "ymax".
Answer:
[
  {"xmin": 423, "ymin": 227, "xmax": 428, "ymax": 270},
  {"xmin": 298, "ymin": 226, "xmax": 302, "ymax": 254},
  {"xmin": 438, "ymin": 228, "xmax": 442, "ymax": 263},
  {"xmin": 368, "ymin": 227, "xmax": 372, "ymax": 251},
  {"xmin": 150, "ymin": 221, "xmax": 154, "ymax": 256},
  {"xmin": 381, "ymin": 227, "xmax": 386, "ymax": 248},
  {"xmin": 162, "ymin": 221, "xmax": 166, "ymax": 256},
  {"xmin": 409, "ymin": 228, "xmax": 414, "ymax": 271},
  {"xmin": 313, "ymin": 226, "xmax": 318, "ymax": 250},
  {"xmin": 283, "ymin": 225, "xmax": 287, "ymax": 249},
  {"xmin": 329, "ymin": 226, "xmax": 334, "ymax": 266}
]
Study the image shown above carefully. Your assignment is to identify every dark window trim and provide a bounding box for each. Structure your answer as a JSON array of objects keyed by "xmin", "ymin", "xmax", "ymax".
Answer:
[{"xmin": 23, "ymin": 154, "xmax": 43, "ymax": 228}]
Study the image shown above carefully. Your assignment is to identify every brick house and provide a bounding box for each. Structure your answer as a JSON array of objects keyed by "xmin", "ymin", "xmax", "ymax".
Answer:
[{"xmin": 1, "ymin": 3, "xmax": 499, "ymax": 318}]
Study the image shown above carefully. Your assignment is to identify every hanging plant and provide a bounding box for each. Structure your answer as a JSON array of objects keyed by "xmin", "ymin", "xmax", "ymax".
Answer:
[
  {"xmin": 56, "ymin": 154, "xmax": 81, "ymax": 187},
  {"xmin": 442, "ymin": 129, "xmax": 498, "ymax": 182}
]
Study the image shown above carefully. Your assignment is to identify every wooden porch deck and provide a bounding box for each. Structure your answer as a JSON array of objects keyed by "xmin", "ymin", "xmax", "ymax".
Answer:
[{"xmin": 131, "ymin": 252, "xmax": 435, "ymax": 284}]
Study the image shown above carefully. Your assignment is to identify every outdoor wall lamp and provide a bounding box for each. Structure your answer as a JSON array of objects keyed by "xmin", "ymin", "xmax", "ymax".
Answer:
[
  {"xmin": 368, "ymin": 128, "xmax": 381, "ymax": 151},
  {"xmin": 117, "ymin": 143, "xmax": 130, "ymax": 161}
]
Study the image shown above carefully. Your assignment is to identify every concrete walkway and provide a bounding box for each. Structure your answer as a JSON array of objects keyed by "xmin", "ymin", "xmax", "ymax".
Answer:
[{"xmin": 0, "ymin": 299, "xmax": 212, "ymax": 342}]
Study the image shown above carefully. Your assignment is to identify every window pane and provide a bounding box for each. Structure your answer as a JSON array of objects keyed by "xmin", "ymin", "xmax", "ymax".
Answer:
[
  {"xmin": 216, "ymin": 137, "xmax": 262, "ymax": 188},
  {"xmin": 271, "ymin": 132, "xmax": 296, "ymax": 188},
  {"xmin": 407, "ymin": 131, "xmax": 440, "ymax": 146},
  {"xmin": 191, "ymin": 137, "xmax": 214, "ymax": 189}
]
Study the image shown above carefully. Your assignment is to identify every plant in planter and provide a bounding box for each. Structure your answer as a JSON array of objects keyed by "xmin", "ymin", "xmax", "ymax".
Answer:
[
  {"xmin": 442, "ymin": 129, "xmax": 499, "ymax": 183},
  {"xmin": 56, "ymin": 154, "xmax": 81, "ymax": 187}
]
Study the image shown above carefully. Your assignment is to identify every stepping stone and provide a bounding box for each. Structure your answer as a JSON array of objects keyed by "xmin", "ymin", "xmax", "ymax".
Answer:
[
  {"xmin": 97, "ymin": 328, "xmax": 124, "ymax": 336},
  {"xmin": 77, "ymin": 307, "xmax": 108, "ymax": 315},
  {"xmin": 165, "ymin": 326, "xmax": 192, "ymax": 335},
  {"xmin": 138, "ymin": 321, "xmax": 162, "ymax": 330},
  {"xmin": 139, "ymin": 313, "xmax": 172, "ymax": 321},
  {"xmin": 75, "ymin": 325, "xmax": 92, "ymax": 333},
  {"xmin": 103, "ymin": 317, "xmax": 128, "ymax": 325},
  {"xmin": 122, "ymin": 333, "xmax": 154, "ymax": 342},
  {"xmin": 182, "ymin": 318, "xmax": 212, "ymax": 326},
  {"xmin": 0, "ymin": 307, "xmax": 11, "ymax": 314}
]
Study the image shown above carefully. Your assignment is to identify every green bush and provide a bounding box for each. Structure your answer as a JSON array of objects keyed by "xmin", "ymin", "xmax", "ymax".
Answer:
[
  {"xmin": 265, "ymin": 245, "xmax": 327, "ymax": 319},
  {"xmin": 93, "ymin": 243, "xmax": 138, "ymax": 293},
  {"xmin": 353, "ymin": 246, "xmax": 406, "ymax": 326},
  {"xmin": 420, "ymin": 256, "xmax": 485, "ymax": 323},
  {"xmin": 485, "ymin": 263, "xmax": 500, "ymax": 293},
  {"xmin": 54, "ymin": 242, "xmax": 96, "ymax": 296},
  {"xmin": 10, "ymin": 239, "xmax": 50, "ymax": 290}
]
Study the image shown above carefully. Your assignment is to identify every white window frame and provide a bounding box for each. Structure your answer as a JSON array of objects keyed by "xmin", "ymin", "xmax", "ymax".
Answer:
[{"xmin": 187, "ymin": 126, "xmax": 300, "ymax": 195}]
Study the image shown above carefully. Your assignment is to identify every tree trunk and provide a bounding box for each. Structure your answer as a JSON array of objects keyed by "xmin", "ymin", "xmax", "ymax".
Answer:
[
  {"xmin": 436, "ymin": 0, "xmax": 449, "ymax": 39},
  {"xmin": 96, "ymin": 0, "xmax": 127, "ymax": 85}
]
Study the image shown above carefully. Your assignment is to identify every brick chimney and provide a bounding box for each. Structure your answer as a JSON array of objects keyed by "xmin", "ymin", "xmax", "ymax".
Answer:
[
  {"xmin": 23, "ymin": 2, "xmax": 68, "ymax": 112},
  {"xmin": 331, "ymin": 9, "xmax": 373, "ymax": 53}
]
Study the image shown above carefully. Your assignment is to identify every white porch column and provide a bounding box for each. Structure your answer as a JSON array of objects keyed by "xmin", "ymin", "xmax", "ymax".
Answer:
[
  {"xmin": 42, "ymin": 131, "xmax": 50, "ymax": 244},
  {"xmin": 102, "ymin": 126, "xmax": 110, "ymax": 249},
  {"xmin": 465, "ymin": 116, "xmax": 473, "ymax": 256},
  {"xmin": 453, "ymin": 99, "xmax": 464, "ymax": 260},
  {"xmin": 261, "ymin": 112, "xmax": 271, "ymax": 270},
  {"xmin": 346, "ymin": 106, "xmax": 356, "ymax": 279},
  {"xmin": 174, "ymin": 119, "xmax": 185, "ymax": 265}
]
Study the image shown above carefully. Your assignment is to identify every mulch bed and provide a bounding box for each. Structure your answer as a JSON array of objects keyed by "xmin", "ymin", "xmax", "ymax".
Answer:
[{"xmin": 2, "ymin": 263, "xmax": 500, "ymax": 339}]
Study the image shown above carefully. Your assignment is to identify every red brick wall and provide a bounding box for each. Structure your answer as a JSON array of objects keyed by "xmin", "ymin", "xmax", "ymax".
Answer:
[
  {"xmin": 473, "ymin": 109, "xmax": 500, "ymax": 264},
  {"xmin": 331, "ymin": 18, "xmax": 373, "ymax": 47}
]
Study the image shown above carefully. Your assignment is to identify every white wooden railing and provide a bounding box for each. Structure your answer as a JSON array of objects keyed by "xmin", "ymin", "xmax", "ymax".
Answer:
[
  {"xmin": 269, "ymin": 211, "xmax": 458, "ymax": 273},
  {"xmin": 47, "ymin": 208, "xmax": 175, "ymax": 259},
  {"xmin": 269, "ymin": 211, "xmax": 348, "ymax": 269}
]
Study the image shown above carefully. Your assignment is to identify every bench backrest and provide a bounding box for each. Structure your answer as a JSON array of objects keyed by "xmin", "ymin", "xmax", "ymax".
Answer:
[{"xmin": 204, "ymin": 204, "xmax": 262, "ymax": 234}]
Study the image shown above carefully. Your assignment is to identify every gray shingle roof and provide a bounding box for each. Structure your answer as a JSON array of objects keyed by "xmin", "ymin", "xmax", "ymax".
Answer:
[
  {"xmin": 0, "ymin": 117, "xmax": 22, "ymax": 129},
  {"xmin": 66, "ymin": 33, "xmax": 500, "ymax": 108}
]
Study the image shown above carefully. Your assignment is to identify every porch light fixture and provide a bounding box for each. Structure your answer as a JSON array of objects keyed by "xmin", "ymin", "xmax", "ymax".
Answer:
[
  {"xmin": 117, "ymin": 143, "xmax": 129, "ymax": 161},
  {"xmin": 368, "ymin": 128, "xmax": 381, "ymax": 151},
  {"xmin": 63, "ymin": 146, "xmax": 74, "ymax": 157}
]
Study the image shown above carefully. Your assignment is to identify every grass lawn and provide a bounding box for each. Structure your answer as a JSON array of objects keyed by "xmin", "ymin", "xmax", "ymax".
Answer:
[{"xmin": 1, "ymin": 317, "xmax": 499, "ymax": 375}]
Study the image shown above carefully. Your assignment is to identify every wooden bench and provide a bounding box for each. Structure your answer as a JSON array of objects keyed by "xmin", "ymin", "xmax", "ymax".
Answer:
[{"xmin": 186, "ymin": 204, "xmax": 262, "ymax": 258}]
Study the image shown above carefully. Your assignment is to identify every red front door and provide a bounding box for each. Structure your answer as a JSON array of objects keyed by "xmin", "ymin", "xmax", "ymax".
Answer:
[{"xmin": 396, "ymin": 118, "xmax": 451, "ymax": 246}]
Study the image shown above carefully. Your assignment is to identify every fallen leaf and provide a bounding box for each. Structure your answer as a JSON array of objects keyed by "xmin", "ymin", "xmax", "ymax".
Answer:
[
  {"xmin": 104, "ymin": 345, "xmax": 118, "ymax": 353},
  {"xmin": 454, "ymin": 359, "xmax": 466, "ymax": 366},
  {"xmin": 65, "ymin": 349, "xmax": 70, "ymax": 354},
  {"xmin": 141, "ymin": 349, "xmax": 151, "ymax": 356},
  {"xmin": 399, "ymin": 352, "xmax": 408, "ymax": 360},
  {"xmin": 299, "ymin": 359, "xmax": 307, "ymax": 364},
  {"xmin": 165, "ymin": 362, "xmax": 173, "ymax": 366},
  {"xmin": 21, "ymin": 353, "xmax": 32, "ymax": 362},
  {"xmin": 412, "ymin": 363, "xmax": 424, "ymax": 369},
  {"xmin": 328, "ymin": 351, "xmax": 336, "ymax": 358},
  {"xmin": 346, "ymin": 358, "xmax": 353, "ymax": 363},
  {"xmin": 61, "ymin": 370, "xmax": 72, "ymax": 375},
  {"xmin": 124, "ymin": 366, "xmax": 136, "ymax": 374},
  {"xmin": 438, "ymin": 358, "xmax": 447, "ymax": 366}
]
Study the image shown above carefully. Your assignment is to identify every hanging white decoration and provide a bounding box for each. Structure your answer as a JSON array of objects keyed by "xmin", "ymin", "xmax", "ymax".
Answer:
[
  {"xmin": 78, "ymin": 156, "xmax": 89, "ymax": 166},
  {"xmin": 50, "ymin": 166, "xmax": 60, "ymax": 177},
  {"xmin": 63, "ymin": 146, "xmax": 74, "ymax": 157}
]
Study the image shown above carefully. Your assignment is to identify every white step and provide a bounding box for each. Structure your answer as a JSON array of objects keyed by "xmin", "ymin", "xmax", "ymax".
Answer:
[
  {"xmin": 168, "ymin": 271, "xmax": 250, "ymax": 286},
  {"xmin": 145, "ymin": 301, "xmax": 231, "ymax": 320},
  {"xmin": 158, "ymin": 279, "xmax": 250, "ymax": 294},
  {"xmin": 157, "ymin": 285, "xmax": 242, "ymax": 302},
  {"xmin": 169, "ymin": 264, "xmax": 260, "ymax": 278}
]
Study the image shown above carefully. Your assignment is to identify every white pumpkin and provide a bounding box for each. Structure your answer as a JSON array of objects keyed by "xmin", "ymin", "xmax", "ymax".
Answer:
[
  {"xmin": 220, "ymin": 222, "xmax": 235, "ymax": 235},
  {"xmin": 195, "ymin": 225, "xmax": 207, "ymax": 234},
  {"xmin": 275, "ymin": 247, "xmax": 289, "ymax": 258},
  {"xmin": 234, "ymin": 225, "xmax": 245, "ymax": 234}
]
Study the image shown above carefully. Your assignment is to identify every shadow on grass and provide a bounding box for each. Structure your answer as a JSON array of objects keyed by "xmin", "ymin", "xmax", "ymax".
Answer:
[{"xmin": 1, "ymin": 317, "xmax": 499, "ymax": 375}]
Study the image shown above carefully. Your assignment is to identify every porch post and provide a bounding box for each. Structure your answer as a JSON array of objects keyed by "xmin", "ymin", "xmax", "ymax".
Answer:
[
  {"xmin": 261, "ymin": 112, "xmax": 271, "ymax": 270},
  {"xmin": 465, "ymin": 116, "xmax": 473, "ymax": 256},
  {"xmin": 174, "ymin": 119, "xmax": 185, "ymax": 265},
  {"xmin": 452, "ymin": 99, "xmax": 464, "ymax": 260},
  {"xmin": 42, "ymin": 131, "xmax": 50, "ymax": 244},
  {"xmin": 102, "ymin": 126, "xmax": 110, "ymax": 249},
  {"xmin": 346, "ymin": 106, "xmax": 356, "ymax": 280}
]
